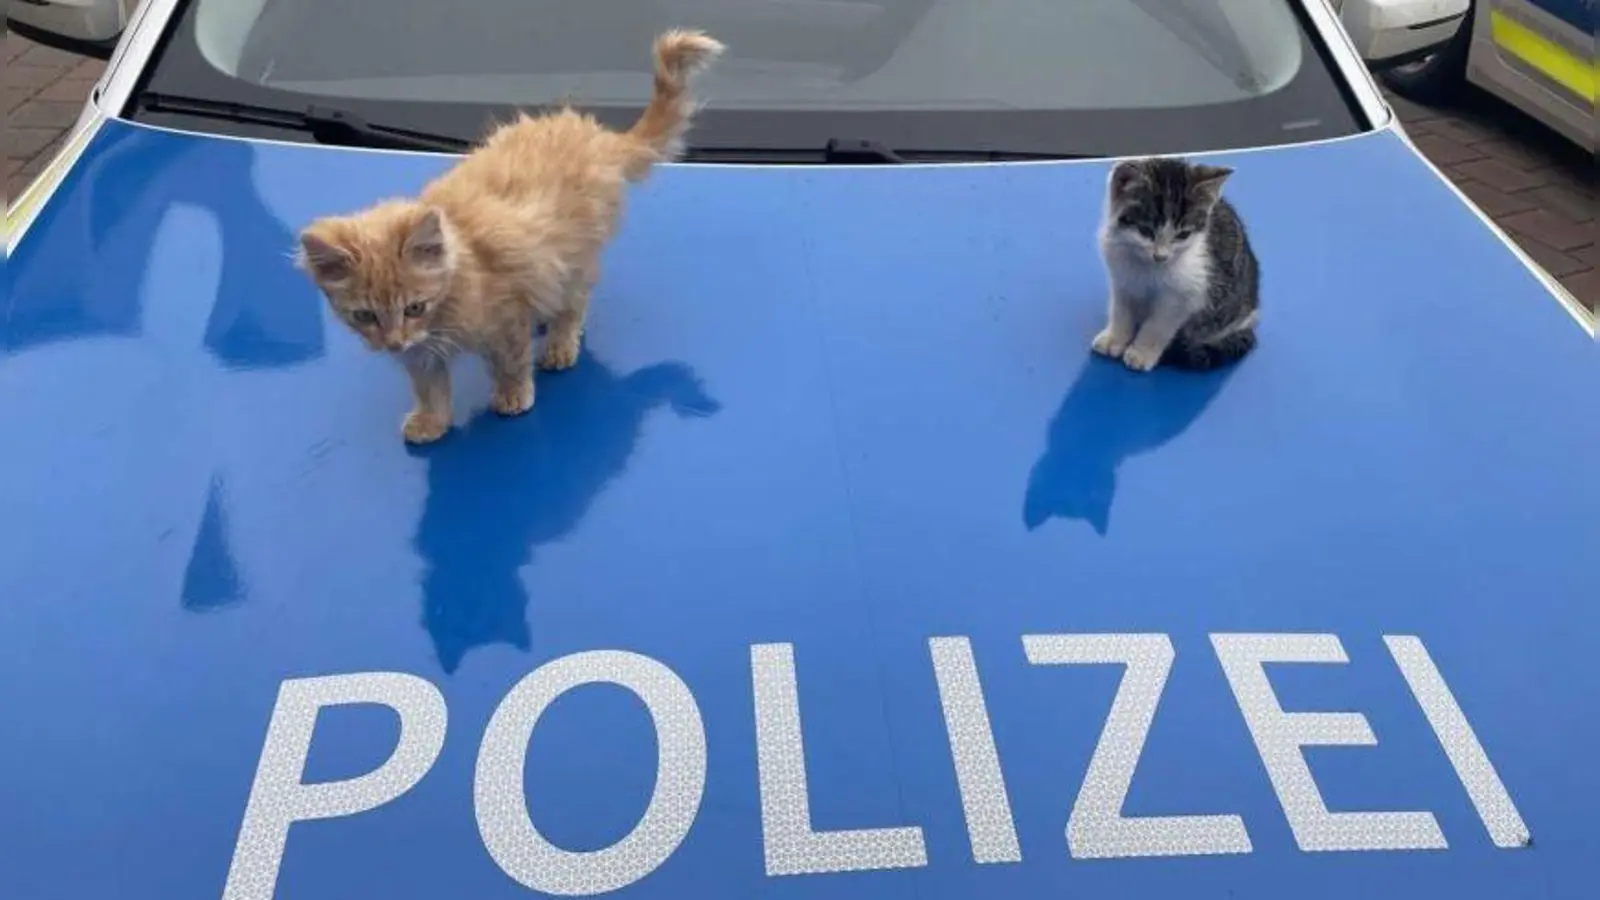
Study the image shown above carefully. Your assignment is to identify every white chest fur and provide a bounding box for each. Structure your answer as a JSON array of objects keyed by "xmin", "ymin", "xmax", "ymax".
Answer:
[{"xmin": 1101, "ymin": 232, "xmax": 1213, "ymax": 312}]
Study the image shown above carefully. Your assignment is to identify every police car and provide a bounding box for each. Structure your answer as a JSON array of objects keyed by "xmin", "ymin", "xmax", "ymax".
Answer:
[
  {"xmin": 1374, "ymin": 0, "xmax": 1597, "ymax": 151},
  {"xmin": 4, "ymin": 2, "xmax": 1596, "ymax": 899}
]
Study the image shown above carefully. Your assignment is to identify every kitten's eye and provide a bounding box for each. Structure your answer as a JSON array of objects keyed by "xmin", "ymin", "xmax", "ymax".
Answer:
[
  {"xmin": 351, "ymin": 309, "xmax": 379, "ymax": 326},
  {"xmin": 403, "ymin": 301, "xmax": 427, "ymax": 319},
  {"xmin": 1117, "ymin": 214, "xmax": 1138, "ymax": 229},
  {"xmin": 1137, "ymin": 226, "xmax": 1156, "ymax": 239},
  {"xmin": 1175, "ymin": 229, "xmax": 1194, "ymax": 241}
]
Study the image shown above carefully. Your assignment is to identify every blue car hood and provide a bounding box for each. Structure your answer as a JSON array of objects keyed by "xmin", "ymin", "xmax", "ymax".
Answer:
[{"xmin": 3, "ymin": 120, "xmax": 1596, "ymax": 900}]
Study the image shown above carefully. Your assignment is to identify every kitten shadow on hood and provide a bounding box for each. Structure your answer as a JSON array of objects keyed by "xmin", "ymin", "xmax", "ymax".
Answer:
[
  {"xmin": 1023, "ymin": 353, "xmax": 1238, "ymax": 536},
  {"xmin": 406, "ymin": 354, "xmax": 719, "ymax": 674}
]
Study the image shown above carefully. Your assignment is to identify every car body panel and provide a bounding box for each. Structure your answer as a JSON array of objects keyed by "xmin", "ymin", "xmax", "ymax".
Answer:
[
  {"xmin": 1470, "ymin": 0, "xmax": 1597, "ymax": 149},
  {"xmin": 1522, "ymin": 0, "xmax": 1597, "ymax": 31},
  {"xmin": 2, "ymin": 119, "xmax": 1597, "ymax": 899}
]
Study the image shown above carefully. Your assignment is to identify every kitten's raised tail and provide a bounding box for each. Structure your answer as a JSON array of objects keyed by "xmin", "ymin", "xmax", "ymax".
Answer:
[{"xmin": 623, "ymin": 29, "xmax": 725, "ymax": 179}]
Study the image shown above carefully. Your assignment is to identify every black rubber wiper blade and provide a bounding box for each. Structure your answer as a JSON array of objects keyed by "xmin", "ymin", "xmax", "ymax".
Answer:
[
  {"xmin": 136, "ymin": 92, "xmax": 470, "ymax": 153},
  {"xmin": 824, "ymin": 138, "xmax": 906, "ymax": 164},
  {"xmin": 682, "ymin": 141, "xmax": 1097, "ymax": 164},
  {"xmin": 893, "ymin": 148, "xmax": 1101, "ymax": 163},
  {"xmin": 677, "ymin": 139, "xmax": 902, "ymax": 165}
]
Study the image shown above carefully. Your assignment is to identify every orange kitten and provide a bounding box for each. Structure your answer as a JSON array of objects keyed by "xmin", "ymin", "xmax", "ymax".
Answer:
[{"xmin": 296, "ymin": 29, "xmax": 724, "ymax": 444}]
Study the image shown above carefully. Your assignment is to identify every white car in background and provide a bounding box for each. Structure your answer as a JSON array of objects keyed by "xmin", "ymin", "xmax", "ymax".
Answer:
[
  {"xmin": 1339, "ymin": 0, "xmax": 1596, "ymax": 150},
  {"xmin": 10, "ymin": 0, "xmax": 141, "ymax": 55}
]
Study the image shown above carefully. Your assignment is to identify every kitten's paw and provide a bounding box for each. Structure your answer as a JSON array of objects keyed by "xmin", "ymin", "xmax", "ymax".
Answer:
[
  {"xmin": 402, "ymin": 411, "xmax": 451, "ymax": 444},
  {"xmin": 537, "ymin": 339, "xmax": 580, "ymax": 371},
  {"xmin": 1121, "ymin": 346, "xmax": 1161, "ymax": 372},
  {"xmin": 1092, "ymin": 329, "xmax": 1130, "ymax": 359},
  {"xmin": 490, "ymin": 380, "xmax": 535, "ymax": 416}
]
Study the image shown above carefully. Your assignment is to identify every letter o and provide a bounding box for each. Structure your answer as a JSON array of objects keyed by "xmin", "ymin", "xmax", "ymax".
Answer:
[{"xmin": 474, "ymin": 650, "xmax": 707, "ymax": 896}]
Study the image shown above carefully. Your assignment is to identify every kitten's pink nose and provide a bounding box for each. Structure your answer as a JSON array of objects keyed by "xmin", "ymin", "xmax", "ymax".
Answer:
[
  {"xmin": 384, "ymin": 336, "xmax": 406, "ymax": 351},
  {"xmin": 1152, "ymin": 248, "xmax": 1171, "ymax": 261}
]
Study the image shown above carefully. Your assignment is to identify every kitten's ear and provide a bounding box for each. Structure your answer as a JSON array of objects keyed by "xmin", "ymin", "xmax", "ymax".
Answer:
[
  {"xmin": 1189, "ymin": 164, "xmax": 1234, "ymax": 200},
  {"xmin": 1109, "ymin": 161, "xmax": 1145, "ymax": 198},
  {"xmin": 403, "ymin": 206, "xmax": 451, "ymax": 272},
  {"xmin": 297, "ymin": 230, "xmax": 353, "ymax": 283}
]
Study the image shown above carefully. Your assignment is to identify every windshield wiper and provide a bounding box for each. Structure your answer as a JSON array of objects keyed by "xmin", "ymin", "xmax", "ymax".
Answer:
[
  {"xmin": 136, "ymin": 92, "xmax": 471, "ymax": 153},
  {"xmin": 683, "ymin": 139, "xmax": 1096, "ymax": 165},
  {"xmin": 824, "ymin": 138, "xmax": 906, "ymax": 164}
]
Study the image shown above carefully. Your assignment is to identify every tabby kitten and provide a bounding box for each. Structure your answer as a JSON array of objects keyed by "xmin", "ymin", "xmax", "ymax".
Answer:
[
  {"xmin": 296, "ymin": 29, "xmax": 724, "ymax": 443},
  {"xmin": 1092, "ymin": 156, "xmax": 1260, "ymax": 372}
]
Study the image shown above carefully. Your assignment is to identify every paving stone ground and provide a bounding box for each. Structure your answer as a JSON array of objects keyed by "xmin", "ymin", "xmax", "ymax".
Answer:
[
  {"xmin": 5, "ymin": 29, "xmax": 105, "ymax": 205},
  {"xmin": 4, "ymin": 30, "xmax": 1594, "ymax": 315}
]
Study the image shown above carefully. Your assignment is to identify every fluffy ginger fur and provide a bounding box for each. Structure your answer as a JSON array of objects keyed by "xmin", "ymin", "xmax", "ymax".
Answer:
[{"xmin": 296, "ymin": 29, "xmax": 724, "ymax": 443}]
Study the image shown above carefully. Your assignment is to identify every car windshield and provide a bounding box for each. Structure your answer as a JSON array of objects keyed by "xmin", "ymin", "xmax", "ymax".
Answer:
[{"xmin": 135, "ymin": 0, "xmax": 1364, "ymax": 157}]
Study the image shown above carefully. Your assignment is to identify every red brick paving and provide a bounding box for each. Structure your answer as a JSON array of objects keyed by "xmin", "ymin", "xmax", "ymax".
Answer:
[
  {"xmin": 4, "ymin": 32, "xmax": 1594, "ymax": 316},
  {"xmin": 5, "ymin": 29, "xmax": 105, "ymax": 204}
]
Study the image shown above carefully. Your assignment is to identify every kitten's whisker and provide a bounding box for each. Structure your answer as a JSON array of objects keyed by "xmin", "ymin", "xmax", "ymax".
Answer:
[
  {"xmin": 425, "ymin": 341, "xmax": 460, "ymax": 366},
  {"xmin": 432, "ymin": 331, "xmax": 469, "ymax": 355}
]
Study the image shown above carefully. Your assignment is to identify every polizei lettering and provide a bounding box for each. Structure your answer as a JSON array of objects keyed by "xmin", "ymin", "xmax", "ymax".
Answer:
[{"xmin": 221, "ymin": 633, "xmax": 1529, "ymax": 899}]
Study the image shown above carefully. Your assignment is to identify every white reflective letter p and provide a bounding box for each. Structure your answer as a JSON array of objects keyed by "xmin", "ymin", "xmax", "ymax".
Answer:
[{"xmin": 222, "ymin": 673, "xmax": 448, "ymax": 900}]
